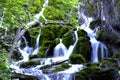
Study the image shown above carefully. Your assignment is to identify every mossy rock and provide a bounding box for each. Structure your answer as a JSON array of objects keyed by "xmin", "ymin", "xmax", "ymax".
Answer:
[
  {"xmin": 62, "ymin": 31, "xmax": 74, "ymax": 48},
  {"xmin": 39, "ymin": 25, "xmax": 72, "ymax": 56},
  {"xmin": 20, "ymin": 60, "xmax": 41, "ymax": 68},
  {"xmin": 90, "ymin": 19, "xmax": 105, "ymax": 30},
  {"xmin": 53, "ymin": 63, "xmax": 71, "ymax": 72},
  {"xmin": 97, "ymin": 29, "xmax": 106, "ymax": 41},
  {"xmin": 75, "ymin": 63, "xmax": 119, "ymax": 80},
  {"xmin": 74, "ymin": 36, "xmax": 92, "ymax": 61},
  {"xmin": 112, "ymin": 52, "xmax": 120, "ymax": 60},
  {"xmin": 76, "ymin": 68, "xmax": 118, "ymax": 80},
  {"xmin": 101, "ymin": 59, "xmax": 118, "ymax": 69},
  {"xmin": 58, "ymin": 26, "xmax": 72, "ymax": 38},
  {"xmin": 11, "ymin": 73, "xmax": 38, "ymax": 80},
  {"xmin": 69, "ymin": 54, "xmax": 86, "ymax": 64},
  {"xmin": 61, "ymin": 63, "xmax": 71, "ymax": 69},
  {"xmin": 29, "ymin": 51, "xmax": 46, "ymax": 59},
  {"xmin": 77, "ymin": 29, "xmax": 88, "ymax": 37},
  {"xmin": 75, "ymin": 66, "xmax": 101, "ymax": 80}
]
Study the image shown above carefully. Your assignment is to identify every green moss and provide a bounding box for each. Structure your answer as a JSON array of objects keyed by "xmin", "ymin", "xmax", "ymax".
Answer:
[
  {"xmin": 53, "ymin": 63, "xmax": 71, "ymax": 72},
  {"xmin": 75, "ymin": 64, "xmax": 101, "ymax": 80},
  {"xmin": 58, "ymin": 26, "xmax": 72, "ymax": 38},
  {"xmin": 20, "ymin": 60, "xmax": 41, "ymax": 68},
  {"xmin": 0, "ymin": 50, "xmax": 10, "ymax": 80},
  {"xmin": 97, "ymin": 29, "xmax": 105, "ymax": 40},
  {"xmin": 90, "ymin": 19, "xmax": 103, "ymax": 30},
  {"xmin": 74, "ymin": 36, "xmax": 92, "ymax": 61},
  {"xmin": 101, "ymin": 59, "xmax": 118, "ymax": 69},
  {"xmin": 61, "ymin": 63, "xmax": 70, "ymax": 69},
  {"xmin": 112, "ymin": 52, "xmax": 120, "ymax": 60},
  {"xmin": 69, "ymin": 54, "xmax": 86, "ymax": 64},
  {"xmin": 77, "ymin": 29, "xmax": 88, "ymax": 37},
  {"xmin": 62, "ymin": 31, "xmax": 74, "ymax": 48}
]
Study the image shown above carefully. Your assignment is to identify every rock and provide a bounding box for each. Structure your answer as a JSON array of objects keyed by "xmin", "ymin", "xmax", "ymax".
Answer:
[
  {"xmin": 69, "ymin": 54, "xmax": 86, "ymax": 64},
  {"xmin": 75, "ymin": 66, "xmax": 120, "ymax": 80},
  {"xmin": 62, "ymin": 30, "xmax": 74, "ymax": 48},
  {"xmin": 11, "ymin": 73, "xmax": 39, "ymax": 80},
  {"xmin": 101, "ymin": 58, "xmax": 119, "ymax": 69},
  {"xmin": 20, "ymin": 60, "xmax": 41, "ymax": 68},
  {"xmin": 73, "ymin": 29, "xmax": 92, "ymax": 61}
]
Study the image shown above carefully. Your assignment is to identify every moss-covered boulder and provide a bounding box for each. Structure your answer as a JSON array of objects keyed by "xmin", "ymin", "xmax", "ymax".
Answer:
[
  {"xmin": 75, "ymin": 64, "xmax": 101, "ymax": 80},
  {"xmin": 62, "ymin": 30, "xmax": 74, "ymax": 48},
  {"xmin": 77, "ymin": 29, "xmax": 88, "ymax": 37},
  {"xmin": 73, "ymin": 29, "xmax": 92, "ymax": 61},
  {"xmin": 75, "ymin": 64, "xmax": 119, "ymax": 80},
  {"xmin": 53, "ymin": 63, "xmax": 71, "ymax": 72},
  {"xmin": 90, "ymin": 19, "xmax": 105, "ymax": 30},
  {"xmin": 112, "ymin": 52, "xmax": 120, "ymax": 60},
  {"xmin": 100, "ymin": 59, "xmax": 119, "ymax": 69},
  {"xmin": 69, "ymin": 54, "xmax": 86, "ymax": 64},
  {"xmin": 20, "ymin": 60, "xmax": 41, "ymax": 68}
]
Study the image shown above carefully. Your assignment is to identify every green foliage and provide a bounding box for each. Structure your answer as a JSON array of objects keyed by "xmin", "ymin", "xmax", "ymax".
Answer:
[
  {"xmin": 20, "ymin": 60, "xmax": 41, "ymax": 68},
  {"xmin": 0, "ymin": 50, "xmax": 10, "ymax": 80},
  {"xmin": 90, "ymin": 19, "xmax": 103, "ymax": 30},
  {"xmin": 53, "ymin": 63, "xmax": 71, "ymax": 72},
  {"xmin": 77, "ymin": 29, "xmax": 88, "ymax": 37},
  {"xmin": 112, "ymin": 52, "xmax": 120, "ymax": 60},
  {"xmin": 101, "ymin": 59, "xmax": 118, "ymax": 69},
  {"xmin": 61, "ymin": 63, "xmax": 70, "ymax": 69},
  {"xmin": 69, "ymin": 54, "xmax": 86, "ymax": 64},
  {"xmin": 44, "ymin": 0, "xmax": 78, "ymax": 26}
]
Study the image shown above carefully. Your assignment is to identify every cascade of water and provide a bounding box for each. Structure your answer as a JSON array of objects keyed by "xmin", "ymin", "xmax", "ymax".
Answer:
[
  {"xmin": 79, "ymin": 11, "xmax": 108, "ymax": 63},
  {"xmin": 54, "ymin": 39, "xmax": 68, "ymax": 57},
  {"xmin": 32, "ymin": 33, "xmax": 40, "ymax": 55},
  {"xmin": 65, "ymin": 31, "xmax": 78, "ymax": 58},
  {"xmin": 22, "ymin": 36, "xmax": 33, "ymax": 54}
]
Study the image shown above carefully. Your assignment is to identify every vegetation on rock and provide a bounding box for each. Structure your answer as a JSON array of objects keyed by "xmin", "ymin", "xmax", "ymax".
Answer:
[{"xmin": 69, "ymin": 54, "xmax": 86, "ymax": 64}]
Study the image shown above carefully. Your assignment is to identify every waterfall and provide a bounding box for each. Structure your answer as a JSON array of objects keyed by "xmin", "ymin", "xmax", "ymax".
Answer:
[
  {"xmin": 22, "ymin": 36, "xmax": 33, "ymax": 54},
  {"xmin": 78, "ymin": 11, "xmax": 108, "ymax": 63},
  {"xmin": 54, "ymin": 39, "xmax": 68, "ymax": 57},
  {"xmin": 65, "ymin": 31, "xmax": 78, "ymax": 58},
  {"xmin": 32, "ymin": 33, "xmax": 40, "ymax": 55}
]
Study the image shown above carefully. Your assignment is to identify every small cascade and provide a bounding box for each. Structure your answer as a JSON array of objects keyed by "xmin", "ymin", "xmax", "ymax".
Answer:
[
  {"xmin": 54, "ymin": 39, "xmax": 68, "ymax": 57},
  {"xmin": 32, "ymin": 33, "xmax": 40, "ymax": 55},
  {"xmin": 65, "ymin": 31, "xmax": 78, "ymax": 58},
  {"xmin": 22, "ymin": 36, "xmax": 33, "ymax": 54},
  {"xmin": 79, "ymin": 11, "xmax": 108, "ymax": 63},
  {"xmin": 19, "ymin": 33, "xmax": 40, "ymax": 60}
]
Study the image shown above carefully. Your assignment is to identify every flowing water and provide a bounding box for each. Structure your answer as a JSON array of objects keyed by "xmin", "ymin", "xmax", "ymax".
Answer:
[
  {"xmin": 54, "ymin": 39, "xmax": 67, "ymax": 57},
  {"xmin": 10, "ymin": 28, "xmax": 83, "ymax": 80},
  {"xmin": 10, "ymin": 0, "xmax": 109, "ymax": 79},
  {"xmin": 79, "ymin": 11, "xmax": 108, "ymax": 63}
]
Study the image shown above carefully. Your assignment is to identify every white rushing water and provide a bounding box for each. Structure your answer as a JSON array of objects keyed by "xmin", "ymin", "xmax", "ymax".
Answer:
[
  {"xmin": 10, "ymin": 29, "xmax": 83, "ymax": 80},
  {"xmin": 54, "ymin": 39, "xmax": 68, "ymax": 57},
  {"xmin": 10, "ymin": 0, "xmax": 109, "ymax": 79},
  {"xmin": 78, "ymin": 11, "xmax": 108, "ymax": 63}
]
